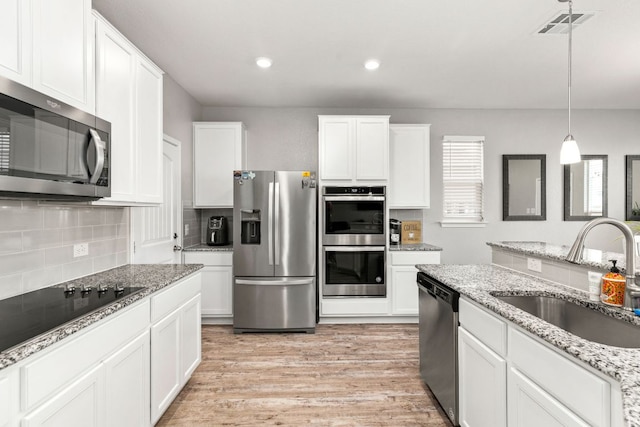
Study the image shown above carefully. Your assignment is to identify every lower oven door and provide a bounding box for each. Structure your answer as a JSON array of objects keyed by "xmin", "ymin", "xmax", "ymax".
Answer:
[{"xmin": 322, "ymin": 246, "xmax": 386, "ymax": 297}]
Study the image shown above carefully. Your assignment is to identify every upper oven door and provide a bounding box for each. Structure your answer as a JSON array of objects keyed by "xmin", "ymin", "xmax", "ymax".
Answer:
[{"xmin": 322, "ymin": 195, "xmax": 385, "ymax": 245}]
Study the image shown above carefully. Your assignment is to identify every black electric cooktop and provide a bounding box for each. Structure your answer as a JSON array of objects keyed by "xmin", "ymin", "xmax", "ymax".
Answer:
[{"xmin": 0, "ymin": 285, "xmax": 145, "ymax": 353}]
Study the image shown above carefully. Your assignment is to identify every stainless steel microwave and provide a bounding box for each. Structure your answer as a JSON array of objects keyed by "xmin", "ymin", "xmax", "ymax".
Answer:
[{"xmin": 0, "ymin": 76, "xmax": 110, "ymax": 200}]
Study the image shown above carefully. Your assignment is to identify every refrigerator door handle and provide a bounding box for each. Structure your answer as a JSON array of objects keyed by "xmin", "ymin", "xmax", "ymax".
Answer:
[
  {"xmin": 236, "ymin": 278, "xmax": 314, "ymax": 286},
  {"xmin": 274, "ymin": 182, "xmax": 281, "ymax": 266},
  {"xmin": 268, "ymin": 182, "xmax": 274, "ymax": 265}
]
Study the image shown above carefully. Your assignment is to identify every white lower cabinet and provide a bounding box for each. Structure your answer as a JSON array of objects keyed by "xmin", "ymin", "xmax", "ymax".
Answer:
[
  {"xmin": 184, "ymin": 252, "xmax": 233, "ymax": 321},
  {"xmin": 22, "ymin": 365, "xmax": 105, "ymax": 427},
  {"xmin": 508, "ymin": 367, "xmax": 589, "ymax": 427},
  {"xmin": 459, "ymin": 297, "xmax": 622, "ymax": 427},
  {"xmin": 150, "ymin": 275, "xmax": 203, "ymax": 424},
  {"xmin": 389, "ymin": 251, "xmax": 440, "ymax": 316},
  {"xmin": 104, "ymin": 331, "xmax": 150, "ymax": 427},
  {"xmin": 458, "ymin": 328, "xmax": 507, "ymax": 427},
  {"xmin": 0, "ymin": 368, "xmax": 19, "ymax": 427}
]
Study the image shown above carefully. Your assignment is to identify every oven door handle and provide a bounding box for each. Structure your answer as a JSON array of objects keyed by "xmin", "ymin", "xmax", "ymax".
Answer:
[
  {"xmin": 323, "ymin": 246, "xmax": 386, "ymax": 252},
  {"xmin": 322, "ymin": 196, "xmax": 386, "ymax": 202}
]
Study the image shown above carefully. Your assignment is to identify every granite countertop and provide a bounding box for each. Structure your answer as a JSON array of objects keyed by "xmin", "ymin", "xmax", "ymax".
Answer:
[
  {"xmin": 488, "ymin": 241, "xmax": 627, "ymax": 273},
  {"xmin": 183, "ymin": 243, "xmax": 233, "ymax": 252},
  {"xmin": 389, "ymin": 243, "xmax": 443, "ymax": 251},
  {"xmin": 0, "ymin": 263, "xmax": 203, "ymax": 370},
  {"xmin": 417, "ymin": 263, "xmax": 640, "ymax": 426}
]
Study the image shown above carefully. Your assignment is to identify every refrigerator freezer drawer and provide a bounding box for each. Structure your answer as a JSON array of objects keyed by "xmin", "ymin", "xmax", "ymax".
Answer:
[{"xmin": 233, "ymin": 277, "xmax": 316, "ymax": 333}]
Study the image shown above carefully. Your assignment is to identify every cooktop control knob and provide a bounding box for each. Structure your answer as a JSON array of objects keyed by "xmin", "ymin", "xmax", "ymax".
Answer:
[
  {"xmin": 64, "ymin": 283, "xmax": 76, "ymax": 294},
  {"xmin": 97, "ymin": 283, "xmax": 108, "ymax": 293},
  {"xmin": 114, "ymin": 283, "xmax": 124, "ymax": 295},
  {"xmin": 81, "ymin": 283, "xmax": 92, "ymax": 293}
]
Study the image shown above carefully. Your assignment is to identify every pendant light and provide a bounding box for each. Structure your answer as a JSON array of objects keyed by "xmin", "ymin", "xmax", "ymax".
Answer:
[{"xmin": 559, "ymin": 0, "xmax": 581, "ymax": 164}]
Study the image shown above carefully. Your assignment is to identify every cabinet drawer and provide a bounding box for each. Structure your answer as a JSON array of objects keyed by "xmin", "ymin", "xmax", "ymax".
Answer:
[
  {"xmin": 459, "ymin": 298, "xmax": 507, "ymax": 357},
  {"xmin": 21, "ymin": 299, "xmax": 150, "ymax": 411},
  {"xmin": 389, "ymin": 251, "xmax": 440, "ymax": 266},
  {"xmin": 184, "ymin": 251, "xmax": 232, "ymax": 266},
  {"xmin": 509, "ymin": 328, "xmax": 610, "ymax": 427},
  {"xmin": 151, "ymin": 273, "xmax": 202, "ymax": 323}
]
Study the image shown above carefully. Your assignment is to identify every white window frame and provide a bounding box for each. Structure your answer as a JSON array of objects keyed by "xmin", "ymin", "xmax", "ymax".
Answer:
[{"xmin": 440, "ymin": 135, "xmax": 486, "ymax": 228}]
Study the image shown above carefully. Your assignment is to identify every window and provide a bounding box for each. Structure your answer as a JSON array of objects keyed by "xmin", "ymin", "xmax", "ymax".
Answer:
[{"xmin": 441, "ymin": 136, "xmax": 485, "ymax": 227}]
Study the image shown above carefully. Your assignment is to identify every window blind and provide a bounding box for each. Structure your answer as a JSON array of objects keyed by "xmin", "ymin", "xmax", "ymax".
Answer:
[{"xmin": 442, "ymin": 137, "xmax": 484, "ymax": 221}]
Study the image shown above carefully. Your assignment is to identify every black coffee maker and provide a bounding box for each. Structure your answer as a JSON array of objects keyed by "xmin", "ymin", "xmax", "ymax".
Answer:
[{"xmin": 206, "ymin": 216, "xmax": 229, "ymax": 246}]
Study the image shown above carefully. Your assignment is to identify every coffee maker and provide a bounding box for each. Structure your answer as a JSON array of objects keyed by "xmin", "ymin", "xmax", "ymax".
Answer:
[
  {"xmin": 389, "ymin": 219, "xmax": 401, "ymax": 245},
  {"xmin": 206, "ymin": 216, "xmax": 229, "ymax": 246}
]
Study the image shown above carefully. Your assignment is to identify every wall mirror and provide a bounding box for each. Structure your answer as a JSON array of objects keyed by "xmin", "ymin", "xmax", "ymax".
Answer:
[
  {"xmin": 626, "ymin": 155, "xmax": 640, "ymax": 221},
  {"xmin": 502, "ymin": 155, "xmax": 546, "ymax": 221},
  {"xmin": 564, "ymin": 155, "xmax": 608, "ymax": 221}
]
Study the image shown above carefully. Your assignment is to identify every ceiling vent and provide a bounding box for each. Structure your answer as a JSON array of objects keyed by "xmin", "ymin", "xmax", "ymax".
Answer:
[{"xmin": 537, "ymin": 11, "xmax": 595, "ymax": 34}]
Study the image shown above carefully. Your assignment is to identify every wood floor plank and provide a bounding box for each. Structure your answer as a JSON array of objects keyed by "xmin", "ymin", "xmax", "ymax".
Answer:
[{"xmin": 157, "ymin": 324, "xmax": 451, "ymax": 426}]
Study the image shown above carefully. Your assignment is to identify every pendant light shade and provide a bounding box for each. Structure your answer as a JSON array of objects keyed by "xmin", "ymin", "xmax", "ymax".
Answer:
[
  {"xmin": 559, "ymin": 0, "xmax": 581, "ymax": 165},
  {"xmin": 560, "ymin": 135, "xmax": 580, "ymax": 164}
]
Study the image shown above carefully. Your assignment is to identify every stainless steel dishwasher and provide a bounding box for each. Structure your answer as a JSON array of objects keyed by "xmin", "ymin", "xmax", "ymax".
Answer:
[{"xmin": 417, "ymin": 271, "xmax": 460, "ymax": 426}]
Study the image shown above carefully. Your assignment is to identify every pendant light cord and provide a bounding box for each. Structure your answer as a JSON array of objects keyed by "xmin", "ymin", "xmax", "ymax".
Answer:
[{"xmin": 567, "ymin": 0, "xmax": 573, "ymax": 136}]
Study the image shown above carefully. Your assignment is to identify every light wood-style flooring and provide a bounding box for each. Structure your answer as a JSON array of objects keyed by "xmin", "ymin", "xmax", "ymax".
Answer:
[{"xmin": 157, "ymin": 324, "xmax": 451, "ymax": 426}]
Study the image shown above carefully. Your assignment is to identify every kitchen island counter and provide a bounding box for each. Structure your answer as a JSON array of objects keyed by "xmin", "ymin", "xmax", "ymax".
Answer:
[
  {"xmin": 389, "ymin": 243, "xmax": 442, "ymax": 252},
  {"xmin": 417, "ymin": 263, "xmax": 640, "ymax": 426},
  {"xmin": 0, "ymin": 263, "xmax": 203, "ymax": 370}
]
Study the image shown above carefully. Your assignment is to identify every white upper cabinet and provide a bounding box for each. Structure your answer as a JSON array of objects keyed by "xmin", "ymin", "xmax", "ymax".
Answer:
[
  {"xmin": 389, "ymin": 124, "xmax": 431, "ymax": 208},
  {"xmin": 318, "ymin": 115, "xmax": 389, "ymax": 182},
  {"xmin": 193, "ymin": 122, "xmax": 246, "ymax": 208},
  {"xmin": 0, "ymin": 0, "xmax": 30, "ymax": 86},
  {"xmin": 0, "ymin": 0, "xmax": 94, "ymax": 114},
  {"xmin": 32, "ymin": 0, "xmax": 95, "ymax": 113},
  {"xmin": 94, "ymin": 13, "xmax": 164, "ymax": 206}
]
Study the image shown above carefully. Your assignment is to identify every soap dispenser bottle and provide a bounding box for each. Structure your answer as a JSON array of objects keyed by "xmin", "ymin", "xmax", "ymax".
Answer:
[{"xmin": 601, "ymin": 260, "xmax": 626, "ymax": 307}]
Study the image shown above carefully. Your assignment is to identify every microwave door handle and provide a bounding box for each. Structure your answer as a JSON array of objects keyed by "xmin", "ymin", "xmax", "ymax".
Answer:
[
  {"xmin": 274, "ymin": 182, "xmax": 280, "ymax": 266},
  {"xmin": 268, "ymin": 182, "xmax": 274, "ymax": 265},
  {"xmin": 87, "ymin": 129, "xmax": 105, "ymax": 184}
]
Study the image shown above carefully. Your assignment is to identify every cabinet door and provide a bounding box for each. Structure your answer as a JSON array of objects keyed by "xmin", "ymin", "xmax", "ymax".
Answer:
[
  {"xmin": 319, "ymin": 117, "xmax": 353, "ymax": 180},
  {"xmin": 508, "ymin": 368, "xmax": 590, "ymax": 427},
  {"xmin": 0, "ymin": 0, "xmax": 30, "ymax": 85},
  {"xmin": 181, "ymin": 295, "xmax": 202, "ymax": 382},
  {"xmin": 458, "ymin": 327, "xmax": 507, "ymax": 427},
  {"xmin": 390, "ymin": 265, "xmax": 419, "ymax": 315},
  {"xmin": 95, "ymin": 18, "xmax": 137, "ymax": 203},
  {"xmin": 150, "ymin": 308, "xmax": 181, "ymax": 424},
  {"xmin": 31, "ymin": 0, "xmax": 94, "ymax": 113},
  {"xmin": 0, "ymin": 369, "xmax": 19, "ymax": 427},
  {"xmin": 355, "ymin": 117, "xmax": 388, "ymax": 180},
  {"xmin": 201, "ymin": 266, "xmax": 233, "ymax": 316},
  {"xmin": 22, "ymin": 365, "xmax": 105, "ymax": 427},
  {"xmin": 134, "ymin": 57, "xmax": 163, "ymax": 204},
  {"xmin": 104, "ymin": 331, "xmax": 150, "ymax": 427},
  {"xmin": 389, "ymin": 124, "xmax": 430, "ymax": 208},
  {"xmin": 193, "ymin": 123, "xmax": 245, "ymax": 207}
]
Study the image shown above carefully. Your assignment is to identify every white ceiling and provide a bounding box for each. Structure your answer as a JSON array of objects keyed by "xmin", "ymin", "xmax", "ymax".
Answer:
[{"xmin": 92, "ymin": 0, "xmax": 640, "ymax": 109}]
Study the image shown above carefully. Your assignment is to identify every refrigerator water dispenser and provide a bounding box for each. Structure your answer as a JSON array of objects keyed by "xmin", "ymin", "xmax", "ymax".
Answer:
[{"xmin": 241, "ymin": 210, "xmax": 261, "ymax": 244}]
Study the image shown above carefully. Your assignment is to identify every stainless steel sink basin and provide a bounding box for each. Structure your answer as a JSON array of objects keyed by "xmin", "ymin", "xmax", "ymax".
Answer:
[{"xmin": 495, "ymin": 295, "xmax": 640, "ymax": 348}]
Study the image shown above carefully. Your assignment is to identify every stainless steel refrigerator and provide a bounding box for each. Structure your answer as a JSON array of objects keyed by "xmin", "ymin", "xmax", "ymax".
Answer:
[{"xmin": 232, "ymin": 170, "xmax": 317, "ymax": 333}]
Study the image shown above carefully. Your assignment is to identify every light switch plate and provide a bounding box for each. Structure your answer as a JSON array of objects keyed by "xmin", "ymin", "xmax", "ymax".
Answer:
[
  {"xmin": 73, "ymin": 243, "xmax": 89, "ymax": 258},
  {"xmin": 527, "ymin": 257, "xmax": 542, "ymax": 272}
]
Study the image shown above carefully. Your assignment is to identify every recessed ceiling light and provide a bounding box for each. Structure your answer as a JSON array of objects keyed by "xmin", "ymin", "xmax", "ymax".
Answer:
[
  {"xmin": 256, "ymin": 57, "xmax": 272, "ymax": 68},
  {"xmin": 364, "ymin": 59, "xmax": 380, "ymax": 70}
]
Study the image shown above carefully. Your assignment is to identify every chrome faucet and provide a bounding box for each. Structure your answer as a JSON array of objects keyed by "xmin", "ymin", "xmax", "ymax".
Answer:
[{"xmin": 566, "ymin": 217, "xmax": 640, "ymax": 308}]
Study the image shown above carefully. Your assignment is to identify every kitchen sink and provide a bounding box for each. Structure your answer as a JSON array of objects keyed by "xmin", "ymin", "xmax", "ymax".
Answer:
[{"xmin": 494, "ymin": 295, "xmax": 640, "ymax": 348}]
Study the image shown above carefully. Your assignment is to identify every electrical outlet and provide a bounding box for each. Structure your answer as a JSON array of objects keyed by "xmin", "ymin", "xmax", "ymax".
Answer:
[
  {"xmin": 527, "ymin": 257, "xmax": 542, "ymax": 273},
  {"xmin": 184, "ymin": 224, "xmax": 190, "ymax": 236},
  {"xmin": 73, "ymin": 243, "xmax": 89, "ymax": 258}
]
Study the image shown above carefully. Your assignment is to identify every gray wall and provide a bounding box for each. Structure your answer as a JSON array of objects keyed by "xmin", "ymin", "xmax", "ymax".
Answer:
[
  {"xmin": 163, "ymin": 75, "xmax": 203, "ymax": 248},
  {"xmin": 202, "ymin": 106, "xmax": 640, "ymax": 264}
]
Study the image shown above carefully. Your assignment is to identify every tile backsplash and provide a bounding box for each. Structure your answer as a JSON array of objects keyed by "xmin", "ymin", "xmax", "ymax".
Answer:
[{"xmin": 0, "ymin": 201, "xmax": 129, "ymax": 300}]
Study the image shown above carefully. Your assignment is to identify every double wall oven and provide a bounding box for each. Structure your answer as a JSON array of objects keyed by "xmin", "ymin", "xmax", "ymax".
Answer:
[{"xmin": 322, "ymin": 186, "xmax": 386, "ymax": 297}]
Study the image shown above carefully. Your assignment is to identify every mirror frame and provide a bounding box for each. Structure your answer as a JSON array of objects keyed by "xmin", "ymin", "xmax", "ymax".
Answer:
[
  {"xmin": 563, "ymin": 154, "xmax": 608, "ymax": 221},
  {"xmin": 626, "ymin": 155, "xmax": 640, "ymax": 221},
  {"xmin": 502, "ymin": 154, "xmax": 546, "ymax": 221}
]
